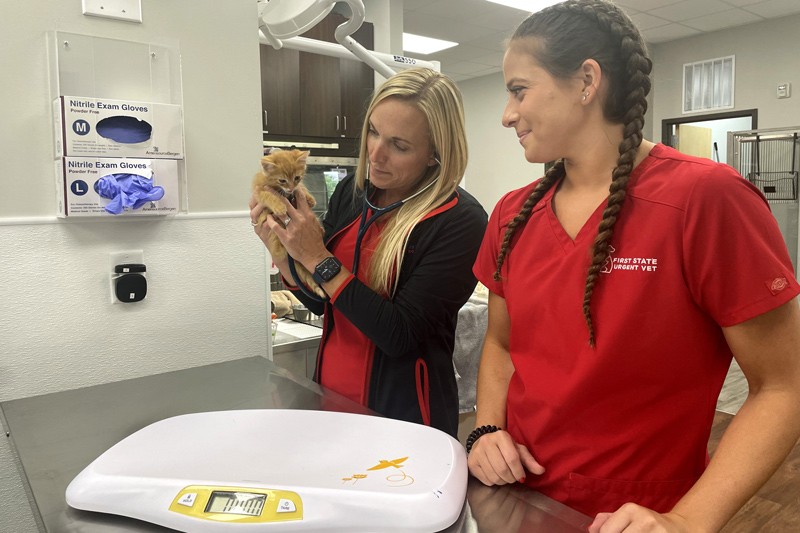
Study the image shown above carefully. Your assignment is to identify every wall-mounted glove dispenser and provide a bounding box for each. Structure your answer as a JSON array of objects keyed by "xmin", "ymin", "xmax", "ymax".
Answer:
[{"xmin": 48, "ymin": 31, "xmax": 188, "ymax": 218}]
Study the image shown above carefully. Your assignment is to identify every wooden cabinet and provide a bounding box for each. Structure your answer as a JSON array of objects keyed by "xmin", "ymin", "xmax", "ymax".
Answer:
[
  {"xmin": 261, "ymin": 13, "xmax": 374, "ymax": 139},
  {"xmin": 260, "ymin": 46, "xmax": 301, "ymax": 136}
]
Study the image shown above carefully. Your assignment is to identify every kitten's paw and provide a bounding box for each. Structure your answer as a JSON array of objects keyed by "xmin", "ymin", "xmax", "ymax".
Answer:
[
  {"xmin": 257, "ymin": 211, "xmax": 271, "ymax": 226},
  {"xmin": 312, "ymin": 284, "xmax": 327, "ymax": 299}
]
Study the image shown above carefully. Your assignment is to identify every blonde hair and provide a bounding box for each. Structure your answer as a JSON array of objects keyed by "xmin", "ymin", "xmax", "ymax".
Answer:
[{"xmin": 354, "ymin": 68, "xmax": 468, "ymax": 296}]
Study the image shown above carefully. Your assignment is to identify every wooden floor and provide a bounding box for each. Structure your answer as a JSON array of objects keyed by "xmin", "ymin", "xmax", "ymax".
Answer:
[
  {"xmin": 716, "ymin": 359, "xmax": 749, "ymax": 414},
  {"xmin": 709, "ymin": 411, "xmax": 800, "ymax": 532}
]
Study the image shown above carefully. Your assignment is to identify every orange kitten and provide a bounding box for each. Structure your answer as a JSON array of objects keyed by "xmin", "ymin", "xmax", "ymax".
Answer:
[{"xmin": 254, "ymin": 149, "xmax": 325, "ymax": 298}]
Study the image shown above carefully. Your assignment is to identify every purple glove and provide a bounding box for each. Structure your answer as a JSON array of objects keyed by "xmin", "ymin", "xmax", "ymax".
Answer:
[{"xmin": 94, "ymin": 173, "xmax": 165, "ymax": 215}]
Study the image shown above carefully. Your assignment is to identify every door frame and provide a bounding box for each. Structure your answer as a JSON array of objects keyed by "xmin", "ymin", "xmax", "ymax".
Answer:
[{"xmin": 661, "ymin": 109, "xmax": 758, "ymax": 148}]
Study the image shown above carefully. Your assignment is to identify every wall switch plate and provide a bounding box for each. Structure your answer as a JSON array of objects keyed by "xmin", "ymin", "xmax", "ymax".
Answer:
[
  {"xmin": 82, "ymin": 0, "xmax": 142, "ymax": 23},
  {"xmin": 778, "ymin": 83, "xmax": 792, "ymax": 99},
  {"xmin": 109, "ymin": 250, "xmax": 144, "ymax": 304}
]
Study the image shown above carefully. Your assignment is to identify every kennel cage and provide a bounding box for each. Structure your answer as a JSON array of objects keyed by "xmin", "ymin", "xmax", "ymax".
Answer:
[{"xmin": 729, "ymin": 127, "xmax": 800, "ymax": 274}]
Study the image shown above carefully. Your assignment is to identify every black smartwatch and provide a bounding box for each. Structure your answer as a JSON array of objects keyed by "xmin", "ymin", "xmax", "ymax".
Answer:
[{"xmin": 312, "ymin": 256, "xmax": 342, "ymax": 285}]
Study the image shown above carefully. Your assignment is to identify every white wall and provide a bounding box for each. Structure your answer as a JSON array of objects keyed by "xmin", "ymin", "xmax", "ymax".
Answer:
[
  {"xmin": 651, "ymin": 13, "xmax": 800, "ymax": 141},
  {"xmin": 365, "ymin": 0, "xmax": 404, "ymax": 87},
  {"xmin": 0, "ymin": 1, "xmax": 267, "ymax": 530},
  {"xmin": 459, "ymin": 72, "xmax": 545, "ymax": 213}
]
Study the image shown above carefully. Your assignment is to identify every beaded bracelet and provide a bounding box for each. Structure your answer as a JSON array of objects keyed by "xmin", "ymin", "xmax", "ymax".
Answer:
[{"xmin": 465, "ymin": 425, "xmax": 501, "ymax": 454}]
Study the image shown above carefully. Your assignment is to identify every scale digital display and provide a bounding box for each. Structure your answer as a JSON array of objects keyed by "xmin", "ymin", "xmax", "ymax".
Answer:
[{"xmin": 205, "ymin": 491, "xmax": 267, "ymax": 516}]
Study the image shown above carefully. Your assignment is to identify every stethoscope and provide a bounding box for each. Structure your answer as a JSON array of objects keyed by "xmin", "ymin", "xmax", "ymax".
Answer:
[{"xmin": 288, "ymin": 159, "xmax": 440, "ymax": 303}]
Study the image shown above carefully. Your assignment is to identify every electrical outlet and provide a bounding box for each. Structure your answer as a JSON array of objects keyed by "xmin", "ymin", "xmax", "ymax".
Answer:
[
  {"xmin": 82, "ymin": 0, "xmax": 142, "ymax": 23},
  {"xmin": 109, "ymin": 250, "xmax": 144, "ymax": 304}
]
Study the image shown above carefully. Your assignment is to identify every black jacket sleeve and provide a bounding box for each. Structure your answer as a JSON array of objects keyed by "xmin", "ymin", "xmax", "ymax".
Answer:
[{"xmin": 332, "ymin": 195, "xmax": 488, "ymax": 358}]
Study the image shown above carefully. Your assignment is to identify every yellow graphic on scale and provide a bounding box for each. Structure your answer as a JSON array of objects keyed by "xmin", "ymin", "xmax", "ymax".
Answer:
[
  {"xmin": 342, "ymin": 457, "xmax": 415, "ymax": 487},
  {"xmin": 367, "ymin": 457, "xmax": 408, "ymax": 470},
  {"xmin": 341, "ymin": 474, "xmax": 368, "ymax": 484}
]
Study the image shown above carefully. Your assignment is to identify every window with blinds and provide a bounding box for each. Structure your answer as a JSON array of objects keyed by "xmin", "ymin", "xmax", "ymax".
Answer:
[{"xmin": 682, "ymin": 56, "xmax": 735, "ymax": 114}]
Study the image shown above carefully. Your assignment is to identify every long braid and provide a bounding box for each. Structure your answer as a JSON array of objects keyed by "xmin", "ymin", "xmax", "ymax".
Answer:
[
  {"xmin": 560, "ymin": 2, "xmax": 652, "ymax": 346},
  {"xmin": 502, "ymin": 0, "xmax": 652, "ymax": 346},
  {"xmin": 494, "ymin": 160, "xmax": 565, "ymax": 281}
]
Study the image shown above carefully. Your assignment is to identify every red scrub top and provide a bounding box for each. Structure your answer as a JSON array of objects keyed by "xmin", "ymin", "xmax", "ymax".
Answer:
[
  {"xmin": 473, "ymin": 144, "xmax": 800, "ymax": 517},
  {"xmin": 318, "ymin": 213, "xmax": 388, "ymax": 405}
]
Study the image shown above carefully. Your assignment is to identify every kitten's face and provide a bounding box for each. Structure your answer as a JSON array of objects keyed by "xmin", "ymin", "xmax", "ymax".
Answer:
[{"xmin": 260, "ymin": 149, "xmax": 310, "ymax": 194}]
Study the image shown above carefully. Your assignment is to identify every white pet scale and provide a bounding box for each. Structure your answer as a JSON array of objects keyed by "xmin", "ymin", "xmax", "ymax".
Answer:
[{"xmin": 66, "ymin": 410, "xmax": 468, "ymax": 532}]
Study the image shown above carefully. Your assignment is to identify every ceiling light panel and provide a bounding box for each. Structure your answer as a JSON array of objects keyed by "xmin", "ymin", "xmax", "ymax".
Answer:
[{"xmin": 403, "ymin": 33, "xmax": 459, "ymax": 54}]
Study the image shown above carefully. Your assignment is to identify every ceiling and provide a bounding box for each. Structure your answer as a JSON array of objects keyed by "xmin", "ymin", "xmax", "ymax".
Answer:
[{"xmin": 401, "ymin": 0, "xmax": 800, "ymax": 82}]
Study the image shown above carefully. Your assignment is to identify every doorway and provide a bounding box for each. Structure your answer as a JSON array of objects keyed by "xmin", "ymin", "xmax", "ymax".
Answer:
[{"xmin": 662, "ymin": 109, "xmax": 758, "ymax": 164}]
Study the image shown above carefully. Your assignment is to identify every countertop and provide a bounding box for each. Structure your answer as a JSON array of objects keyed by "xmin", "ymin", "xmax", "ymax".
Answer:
[
  {"xmin": 0, "ymin": 356, "xmax": 591, "ymax": 533},
  {"xmin": 273, "ymin": 317, "xmax": 321, "ymax": 346}
]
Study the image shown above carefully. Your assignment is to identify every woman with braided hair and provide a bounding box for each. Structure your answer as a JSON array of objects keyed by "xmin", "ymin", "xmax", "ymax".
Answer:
[{"xmin": 467, "ymin": 1, "xmax": 800, "ymax": 531}]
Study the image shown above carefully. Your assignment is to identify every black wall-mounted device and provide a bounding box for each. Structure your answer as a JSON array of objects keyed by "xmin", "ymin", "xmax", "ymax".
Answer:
[{"xmin": 114, "ymin": 263, "xmax": 147, "ymax": 303}]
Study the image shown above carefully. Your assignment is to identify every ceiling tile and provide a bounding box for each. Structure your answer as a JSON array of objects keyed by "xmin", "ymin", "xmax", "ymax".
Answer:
[
  {"xmin": 615, "ymin": 0, "xmax": 685, "ymax": 10},
  {"xmin": 461, "ymin": 31, "xmax": 512, "ymax": 52},
  {"xmin": 397, "ymin": 0, "xmax": 783, "ymax": 64},
  {"xmin": 426, "ymin": 44, "xmax": 497, "ymax": 62},
  {"xmin": 742, "ymin": 0, "xmax": 800, "ymax": 18},
  {"xmin": 630, "ymin": 12, "xmax": 673, "ymax": 30},
  {"xmin": 462, "ymin": 4, "xmax": 531, "ymax": 31},
  {"xmin": 682, "ymin": 8, "xmax": 763, "ymax": 31},
  {"xmin": 414, "ymin": 0, "xmax": 496, "ymax": 22},
  {"xmin": 648, "ymin": 0, "xmax": 734, "ymax": 22},
  {"xmin": 470, "ymin": 51, "xmax": 507, "ymax": 67},
  {"xmin": 404, "ymin": 10, "xmax": 497, "ymax": 44},
  {"xmin": 443, "ymin": 72, "xmax": 474, "ymax": 82},
  {"xmin": 442, "ymin": 60, "xmax": 497, "ymax": 75},
  {"xmin": 472, "ymin": 66, "xmax": 504, "ymax": 77},
  {"xmin": 642, "ymin": 23, "xmax": 702, "ymax": 43},
  {"xmin": 718, "ymin": 0, "xmax": 764, "ymax": 6}
]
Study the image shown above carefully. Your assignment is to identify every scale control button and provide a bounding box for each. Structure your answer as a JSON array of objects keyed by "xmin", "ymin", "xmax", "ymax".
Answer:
[
  {"xmin": 277, "ymin": 499, "xmax": 296, "ymax": 513},
  {"xmin": 177, "ymin": 493, "xmax": 197, "ymax": 507}
]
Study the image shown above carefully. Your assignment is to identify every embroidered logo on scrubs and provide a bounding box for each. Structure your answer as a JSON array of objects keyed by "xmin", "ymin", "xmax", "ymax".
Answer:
[
  {"xmin": 600, "ymin": 246, "xmax": 616, "ymax": 274},
  {"xmin": 766, "ymin": 277, "xmax": 789, "ymax": 295},
  {"xmin": 601, "ymin": 246, "xmax": 659, "ymax": 274},
  {"xmin": 407, "ymin": 245, "xmax": 415, "ymax": 254}
]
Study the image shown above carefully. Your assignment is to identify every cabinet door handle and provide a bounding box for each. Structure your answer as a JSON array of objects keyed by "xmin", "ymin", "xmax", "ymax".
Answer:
[
  {"xmin": 264, "ymin": 110, "xmax": 268, "ymax": 127},
  {"xmin": 336, "ymin": 115, "xmax": 340, "ymax": 130},
  {"xmin": 343, "ymin": 116, "xmax": 347, "ymax": 131}
]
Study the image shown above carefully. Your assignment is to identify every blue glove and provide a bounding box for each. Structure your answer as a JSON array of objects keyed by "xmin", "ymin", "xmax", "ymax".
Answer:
[
  {"xmin": 94, "ymin": 173, "xmax": 165, "ymax": 215},
  {"xmin": 96, "ymin": 116, "xmax": 153, "ymax": 144}
]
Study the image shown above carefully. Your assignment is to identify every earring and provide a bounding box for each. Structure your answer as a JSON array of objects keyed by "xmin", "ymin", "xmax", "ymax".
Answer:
[{"xmin": 583, "ymin": 91, "xmax": 590, "ymax": 101}]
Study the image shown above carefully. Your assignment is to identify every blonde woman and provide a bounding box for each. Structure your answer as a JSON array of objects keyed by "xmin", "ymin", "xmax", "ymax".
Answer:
[{"xmin": 251, "ymin": 68, "xmax": 488, "ymax": 437}]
